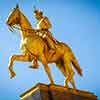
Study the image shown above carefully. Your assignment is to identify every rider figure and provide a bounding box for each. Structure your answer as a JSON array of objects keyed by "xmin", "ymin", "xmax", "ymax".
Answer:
[
  {"xmin": 34, "ymin": 8, "xmax": 57, "ymax": 49},
  {"xmin": 30, "ymin": 8, "xmax": 58, "ymax": 69}
]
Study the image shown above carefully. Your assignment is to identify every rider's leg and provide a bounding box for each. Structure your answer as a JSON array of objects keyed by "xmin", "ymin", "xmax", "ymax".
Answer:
[{"xmin": 29, "ymin": 56, "xmax": 39, "ymax": 69}]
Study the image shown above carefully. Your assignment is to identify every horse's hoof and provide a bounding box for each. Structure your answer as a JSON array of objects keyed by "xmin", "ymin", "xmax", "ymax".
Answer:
[{"xmin": 10, "ymin": 72, "xmax": 16, "ymax": 79}]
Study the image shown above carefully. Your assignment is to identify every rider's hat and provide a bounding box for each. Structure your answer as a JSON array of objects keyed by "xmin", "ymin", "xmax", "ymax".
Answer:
[{"xmin": 33, "ymin": 6, "xmax": 43, "ymax": 15}]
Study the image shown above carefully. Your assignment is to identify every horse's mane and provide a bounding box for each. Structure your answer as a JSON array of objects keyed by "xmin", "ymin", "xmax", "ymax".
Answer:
[{"xmin": 19, "ymin": 9, "xmax": 33, "ymax": 29}]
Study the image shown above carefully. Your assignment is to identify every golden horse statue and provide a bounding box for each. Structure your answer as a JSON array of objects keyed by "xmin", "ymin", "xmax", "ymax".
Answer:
[{"xmin": 6, "ymin": 5, "xmax": 82, "ymax": 88}]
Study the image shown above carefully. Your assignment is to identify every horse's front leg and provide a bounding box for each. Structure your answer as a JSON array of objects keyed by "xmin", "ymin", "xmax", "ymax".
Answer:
[{"xmin": 8, "ymin": 54, "xmax": 29, "ymax": 79}]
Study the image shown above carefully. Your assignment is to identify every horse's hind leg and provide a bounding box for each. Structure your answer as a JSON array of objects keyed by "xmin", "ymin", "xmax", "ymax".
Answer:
[
  {"xmin": 8, "ymin": 54, "xmax": 29, "ymax": 79},
  {"xmin": 63, "ymin": 55, "xmax": 75, "ymax": 88},
  {"xmin": 56, "ymin": 61, "xmax": 69, "ymax": 87},
  {"xmin": 41, "ymin": 54, "xmax": 54, "ymax": 84},
  {"xmin": 64, "ymin": 69, "xmax": 75, "ymax": 88},
  {"xmin": 70, "ymin": 78, "xmax": 76, "ymax": 88},
  {"xmin": 56, "ymin": 60, "xmax": 66, "ymax": 76}
]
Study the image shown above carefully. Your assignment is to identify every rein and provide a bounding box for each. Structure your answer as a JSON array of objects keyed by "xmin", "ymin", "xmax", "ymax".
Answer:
[{"xmin": 13, "ymin": 26, "xmax": 36, "ymax": 34}]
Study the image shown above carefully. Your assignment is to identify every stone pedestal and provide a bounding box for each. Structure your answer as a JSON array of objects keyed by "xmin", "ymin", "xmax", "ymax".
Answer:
[{"xmin": 20, "ymin": 83, "xmax": 98, "ymax": 100}]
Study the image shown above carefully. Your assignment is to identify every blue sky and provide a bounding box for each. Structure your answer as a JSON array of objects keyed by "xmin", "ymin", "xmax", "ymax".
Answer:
[{"xmin": 0, "ymin": 0, "xmax": 100, "ymax": 100}]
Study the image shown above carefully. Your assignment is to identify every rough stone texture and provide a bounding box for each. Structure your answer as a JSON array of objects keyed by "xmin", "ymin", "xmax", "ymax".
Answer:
[{"xmin": 20, "ymin": 83, "xmax": 98, "ymax": 100}]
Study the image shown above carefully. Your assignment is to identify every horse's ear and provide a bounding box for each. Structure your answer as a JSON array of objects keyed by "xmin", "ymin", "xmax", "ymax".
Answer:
[{"xmin": 16, "ymin": 4, "xmax": 19, "ymax": 9}]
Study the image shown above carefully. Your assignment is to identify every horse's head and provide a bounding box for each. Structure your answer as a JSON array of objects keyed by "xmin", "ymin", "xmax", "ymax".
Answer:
[{"xmin": 6, "ymin": 4, "xmax": 20, "ymax": 29}]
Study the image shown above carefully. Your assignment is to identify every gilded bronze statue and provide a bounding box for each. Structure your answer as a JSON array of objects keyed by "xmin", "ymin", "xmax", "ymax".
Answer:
[{"xmin": 6, "ymin": 5, "xmax": 82, "ymax": 89}]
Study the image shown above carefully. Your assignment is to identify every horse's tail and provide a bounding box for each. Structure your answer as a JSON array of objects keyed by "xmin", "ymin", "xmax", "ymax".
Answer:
[
  {"xmin": 61, "ymin": 42, "xmax": 82, "ymax": 76},
  {"xmin": 71, "ymin": 52, "xmax": 82, "ymax": 76}
]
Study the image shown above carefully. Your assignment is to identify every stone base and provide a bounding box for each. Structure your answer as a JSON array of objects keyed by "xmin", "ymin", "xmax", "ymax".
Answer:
[{"xmin": 20, "ymin": 83, "xmax": 98, "ymax": 100}]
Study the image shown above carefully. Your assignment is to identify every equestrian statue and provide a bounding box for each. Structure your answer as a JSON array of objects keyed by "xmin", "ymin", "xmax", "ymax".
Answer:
[{"xmin": 6, "ymin": 4, "xmax": 82, "ymax": 89}]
